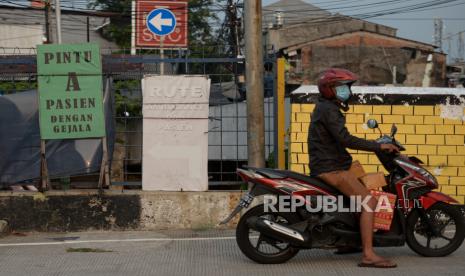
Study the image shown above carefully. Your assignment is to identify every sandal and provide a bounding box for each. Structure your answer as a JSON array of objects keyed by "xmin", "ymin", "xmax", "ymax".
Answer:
[{"xmin": 358, "ymin": 260, "xmax": 397, "ymax": 268}]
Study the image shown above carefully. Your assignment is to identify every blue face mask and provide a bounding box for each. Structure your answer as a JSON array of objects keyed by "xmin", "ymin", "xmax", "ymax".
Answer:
[{"xmin": 335, "ymin": 85, "xmax": 351, "ymax": 102}]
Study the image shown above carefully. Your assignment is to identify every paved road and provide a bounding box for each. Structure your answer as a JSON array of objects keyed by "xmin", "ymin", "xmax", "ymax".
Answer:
[{"xmin": 0, "ymin": 229, "xmax": 464, "ymax": 276}]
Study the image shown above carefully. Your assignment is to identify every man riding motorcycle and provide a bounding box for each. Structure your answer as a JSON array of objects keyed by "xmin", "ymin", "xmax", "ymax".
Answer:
[{"xmin": 308, "ymin": 68, "xmax": 399, "ymax": 268}]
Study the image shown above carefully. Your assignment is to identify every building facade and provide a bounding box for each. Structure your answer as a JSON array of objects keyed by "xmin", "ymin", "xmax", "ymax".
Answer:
[{"xmin": 264, "ymin": 0, "xmax": 447, "ymax": 87}]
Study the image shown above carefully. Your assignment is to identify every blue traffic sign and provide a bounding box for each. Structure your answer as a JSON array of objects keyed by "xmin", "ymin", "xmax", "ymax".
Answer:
[{"xmin": 146, "ymin": 8, "xmax": 177, "ymax": 36}]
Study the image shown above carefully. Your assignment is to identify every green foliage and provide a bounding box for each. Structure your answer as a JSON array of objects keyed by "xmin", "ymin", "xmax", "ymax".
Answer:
[
  {"xmin": 91, "ymin": 0, "xmax": 132, "ymax": 12},
  {"xmin": 114, "ymin": 79, "xmax": 139, "ymax": 91},
  {"xmin": 266, "ymin": 147, "xmax": 290, "ymax": 170},
  {"xmin": 0, "ymin": 81, "xmax": 37, "ymax": 94},
  {"xmin": 90, "ymin": 0, "xmax": 132, "ymax": 49},
  {"xmin": 188, "ymin": 0, "xmax": 219, "ymax": 47},
  {"xmin": 105, "ymin": 22, "xmax": 132, "ymax": 49},
  {"xmin": 90, "ymin": 0, "xmax": 221, "ymax": 49},
  {"xmin": 113, "ymin": 80, "xmax": 141, "ymax": 117}
]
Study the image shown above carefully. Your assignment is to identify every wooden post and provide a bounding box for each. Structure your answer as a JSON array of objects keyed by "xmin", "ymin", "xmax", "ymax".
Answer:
[
  {"xmin": 244, "ymin": 0, "xmax": 265, "ymax": 168},
  {"xmin": 103, "ymin": 136, "xmax": 110, "ymax": 187},
  {"xmin": 98, "ymin": 136, "xmax": 111, "ymax": 190},
  {"xmin": 40, "ymin": 139, "xmax": 49, "ymax": 190},
  {"xmin": 98, "ymin": 136, "xmax": 109, "ymax": 189}
]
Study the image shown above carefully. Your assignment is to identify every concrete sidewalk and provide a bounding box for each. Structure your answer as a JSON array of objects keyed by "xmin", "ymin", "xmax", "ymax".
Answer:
[{"xmin": 0, "ymin": 230, "xmax": 464, "ymax": 276}]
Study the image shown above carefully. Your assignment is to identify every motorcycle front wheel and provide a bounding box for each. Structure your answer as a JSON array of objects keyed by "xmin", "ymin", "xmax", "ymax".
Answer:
[
  {"xmin": 406, "ymin": 202, "xmax": 465, "ymax": 257},
  {"xmin": 236, "ymin": 204, "xmax": 300, "ymax": 264}
]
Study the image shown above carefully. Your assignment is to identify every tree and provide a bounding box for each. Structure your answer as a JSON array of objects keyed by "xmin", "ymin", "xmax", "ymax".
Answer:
[
  {"xmin": 217, "ymin": 0, "xmax": 243, "ymax": 57},
  {"xmin": 187, "ymin": 0, "xmax": 219, "ymax": 48},
  {"xmin": 89, "ymin": 0, "xmax": 132, "ymax": 49},
  {"xmin": 90, "ymin": 0, "xmax": 220, "ymax": 50}
]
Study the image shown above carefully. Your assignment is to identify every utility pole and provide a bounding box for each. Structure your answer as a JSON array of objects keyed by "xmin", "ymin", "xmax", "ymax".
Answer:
[
  {"xmin": 434, "ymin": 18, "xmax": 443, "ymax": 52},
  {"xmin": 226, "ymin": 0, "xmax": 242, "ymax": 56},
  {"xmin": 244, "ymin": 0, "xmax": 265, "ymax": 168},
  {"xmin": 446, "ymin": 33, "xmax": 452, "ymax": 58},
  {"xmin": 458, "ymin": 32, "xmax": 464, "ymax": 62},
  {"xmin": 44, "ymin": 0, "xmax": 52, "ymax": 43},
  {"xmin": 86, "ymin": 17, "xmax": 90, "ymax": 42},
  {"xmin": 131, "ymin": 0, "xmax": 136, "ymax": 55},
  {"xmin": 55, "ymin": 0, "xmax": 62, "ymax": 43}
]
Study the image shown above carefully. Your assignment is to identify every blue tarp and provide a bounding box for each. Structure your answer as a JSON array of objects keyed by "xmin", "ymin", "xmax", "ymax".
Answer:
[{"xmin": 0, "ymin": 79, "xmax": 115, "ymax": 185}]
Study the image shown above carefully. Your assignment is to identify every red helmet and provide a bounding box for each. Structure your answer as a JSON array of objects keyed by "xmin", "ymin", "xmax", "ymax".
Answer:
[{"xmin": 318, "ymin": 68, "xmax": 358, "ymax": 99}]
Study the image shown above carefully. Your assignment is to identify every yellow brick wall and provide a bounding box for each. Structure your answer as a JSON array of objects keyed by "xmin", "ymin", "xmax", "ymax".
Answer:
[{"xmin": 290, "ymin": 103, "xmax": 465, "ymax": 204}]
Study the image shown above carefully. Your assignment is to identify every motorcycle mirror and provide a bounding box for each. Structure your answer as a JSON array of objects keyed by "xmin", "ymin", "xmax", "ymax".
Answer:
[
  {"xmin": 390, "ymin": 124, "xmax": 398, "ymax": 137},
  {"xmin": 366, "ymin": 119, "xmax": 378, "ymax": 129}
]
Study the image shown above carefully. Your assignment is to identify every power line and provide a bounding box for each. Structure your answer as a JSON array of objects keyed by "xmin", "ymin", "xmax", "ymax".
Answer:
[
  {"xmin": 264, "ymin": 0, "xmax": 464, "ymax": 28},
  {"xmin": 373, "ymin": 18, "xmax": 465, "ymax": 20},
  {"xmin": 0, "ymin": 0, "xmax": 227, "ymax": 27},
  {"xmin": 0, "ymin": 33, "xmax": 43, "ymax": 42},
  {"xmin": 263, "ymin": 0, "xmax": 459, "ymax": 13},
  {"xmin": 1, "ymin": 0, "xmax": 464, "ymax": 54},
  {"xmin": 434, "ymin": 18, "xmax": 444, "ymax": 51},
  {"xmin": 263, "ymin": 0, "xmax": 417, "ymax": 13},
  {"xmin": 2, "ymin": 0, "xmax": 463, "ymax": 24},
  {"xmin": 443, "ymin": 30, "xmax": 465, "ymax": 40}
]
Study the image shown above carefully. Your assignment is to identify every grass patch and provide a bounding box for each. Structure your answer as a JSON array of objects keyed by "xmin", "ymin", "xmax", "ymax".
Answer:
[
  {"xmin": 66, "ymin": 247, "xmax": 113, "ymax": 253},
  {"xmin": 191, "ymin": 224, "xmax": 214, "ymax": 232}
]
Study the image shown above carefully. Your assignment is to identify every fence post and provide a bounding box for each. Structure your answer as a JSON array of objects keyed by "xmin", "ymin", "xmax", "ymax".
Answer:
[{"xmin": 276, "ymin": 58, "xmax": 286, "ymax": 169}]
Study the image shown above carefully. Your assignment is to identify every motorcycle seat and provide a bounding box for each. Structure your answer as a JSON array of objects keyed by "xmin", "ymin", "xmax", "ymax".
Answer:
[
  {"xmin": 250, "ymin": 167, "xmax": 342, "ymax": 195},
  {"xmin": 276, "ymin": 170, "xmax": 342, "ymax": 195}
]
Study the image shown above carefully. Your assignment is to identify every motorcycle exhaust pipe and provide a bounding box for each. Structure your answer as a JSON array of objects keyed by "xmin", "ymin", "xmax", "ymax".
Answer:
[{"xmin": 247, "ymin": 217, "xmax": 310, "ymax": 247}]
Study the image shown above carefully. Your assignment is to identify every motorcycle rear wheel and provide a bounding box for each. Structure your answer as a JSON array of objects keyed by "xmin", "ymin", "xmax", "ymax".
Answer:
[
  {"xmin": 236, "ymin": 204, "xmax": 300, "ymax": 264},
  {"xmin": 406, "ymin": 202, "xmax": 465, "ymax": 257}
]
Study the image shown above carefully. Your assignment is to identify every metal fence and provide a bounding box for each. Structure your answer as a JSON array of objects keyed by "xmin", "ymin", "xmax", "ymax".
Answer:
[{"xmin": 0, "ymin": 47, "xmax": 278, "ymax": 190}]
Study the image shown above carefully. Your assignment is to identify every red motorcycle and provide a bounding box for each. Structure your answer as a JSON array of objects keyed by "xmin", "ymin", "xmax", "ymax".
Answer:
[{"xmin": 221, "ymin": 120, "xmax": 465, "ymax": 264}]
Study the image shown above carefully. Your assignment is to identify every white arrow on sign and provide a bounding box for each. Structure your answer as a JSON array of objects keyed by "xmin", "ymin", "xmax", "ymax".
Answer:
[{"xmin": 149, "ymin": 12, "xmax": 173, "ymax": 32}]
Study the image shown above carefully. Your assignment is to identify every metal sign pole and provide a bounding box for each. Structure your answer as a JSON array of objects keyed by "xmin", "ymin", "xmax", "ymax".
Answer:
[
  {"xmin": 55, "ymin": 0, "xmax": 62, "ymax": 44},
  {"xmin": 131, "ymin": 0, "xmax": 136, "ymax": 55},
  {"xmin": 160, "ymin": 38, "xmax": 165, "ymax": 75}
]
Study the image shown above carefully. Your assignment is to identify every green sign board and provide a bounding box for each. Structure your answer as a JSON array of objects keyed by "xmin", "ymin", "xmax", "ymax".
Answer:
[{"xmin": 37, "ymin": 43, "xmax": 105, "ymax": 139}]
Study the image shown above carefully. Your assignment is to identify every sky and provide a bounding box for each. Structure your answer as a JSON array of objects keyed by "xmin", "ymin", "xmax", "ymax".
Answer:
[
  {"xmin": 263, "ymin": 0, "xmax": 465, "ymax": 62},
  {"xmin": 3, "ymin": 0, "xmax": 464, "ymax": 61}
]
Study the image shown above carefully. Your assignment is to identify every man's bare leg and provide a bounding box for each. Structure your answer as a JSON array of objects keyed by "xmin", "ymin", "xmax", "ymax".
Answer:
[
  {"xmin": 360, "ymin": 196, "xmax": 396, "ymax": 266},
  {"xmin": 318, "ymin": 171, "xmax": 396, "ymax": 267}
]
